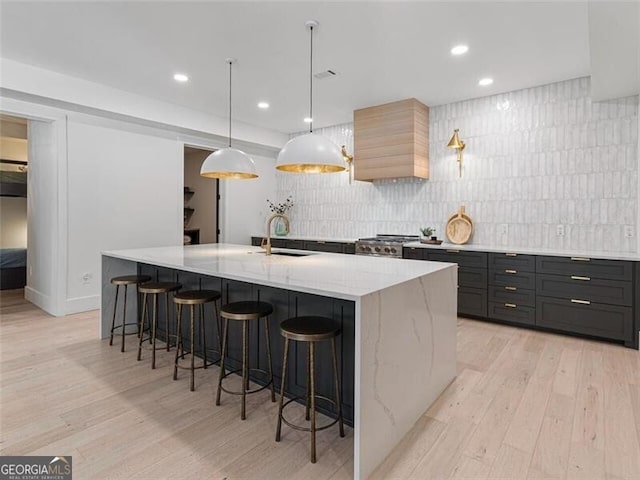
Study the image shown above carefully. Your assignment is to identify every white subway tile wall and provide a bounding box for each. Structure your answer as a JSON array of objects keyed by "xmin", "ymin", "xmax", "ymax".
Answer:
[{"xmin": 276, "ymin": 77, "xmax": 639, "ymax": 253}]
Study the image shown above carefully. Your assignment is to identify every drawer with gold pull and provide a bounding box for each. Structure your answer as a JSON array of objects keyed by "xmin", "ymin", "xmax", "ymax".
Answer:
[
  {"xmin": 488, "ymin": 269, "xmax": 535, "ymax": 289},
  {"xmin": 489, "ymin": 253, "xmax": 536, "ymax": 272},
  {"xmin": 488, "ymin": 285, "xmax": 535, "ymax": 307},
  {"xmin": 536, "ymin": 274, "xmax": 632, "ymax": 306},
  {"xmin": 536, "ymin": 296, "xmax": 632, "ymax": 341},
  {"xmin": 536, "ymin": 256, "xmax": 632, "ymax": 281},
  {"xmin": 488, "ymin": 301, "xmax": 535, "ymax": 326}
]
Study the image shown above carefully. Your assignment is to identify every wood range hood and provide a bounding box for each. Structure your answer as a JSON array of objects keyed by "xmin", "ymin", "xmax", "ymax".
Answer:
[{"xmin": 353, "ymin": 98, "xmax": 429, "ymax": 182}]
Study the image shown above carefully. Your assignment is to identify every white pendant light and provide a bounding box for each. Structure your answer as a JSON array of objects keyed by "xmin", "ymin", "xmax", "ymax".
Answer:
[
  {"xmin": 201, "ymin": 58, "xmax": 258, "ymax": 179},
  {"xmin": 276, "ymin": 20, "xmax": 346, "ymax": 173}
]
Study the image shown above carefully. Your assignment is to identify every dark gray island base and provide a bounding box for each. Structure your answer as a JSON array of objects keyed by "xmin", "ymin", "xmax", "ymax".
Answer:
[{"xmin": 103, "ymin": 259, "xmax": 356, "ymax": 424}]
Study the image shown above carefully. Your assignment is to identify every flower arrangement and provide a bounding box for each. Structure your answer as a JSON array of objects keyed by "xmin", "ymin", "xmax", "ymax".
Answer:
[{"xmin": 267, "ymin": 196, "xmax": 294, "ymax": 215}]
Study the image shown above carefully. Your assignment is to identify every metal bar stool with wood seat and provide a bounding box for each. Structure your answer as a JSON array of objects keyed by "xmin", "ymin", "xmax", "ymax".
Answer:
[
  {"xmin": 275, "ymin": 316, "xmax": 345, "ymax": 463},
  {"xmin": 137, "ymin": 281, "xmax": 182, "ymax": 368},
  {"xmin": 109, "ymin": 274, "xmax": 152, "ymax": 352},
  {"xmin": 173, "ymin": 289, "xmax": 222, "ymax": 391},
  {"xmin": 216, "ymin": 301, "xmax": 276, "ymax": 420}
]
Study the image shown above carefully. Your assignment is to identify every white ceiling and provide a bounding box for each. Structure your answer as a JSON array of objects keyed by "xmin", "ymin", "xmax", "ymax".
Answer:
[{"xmin": 0, "ymin": 1, "xmax": 594, "ymax": 134}]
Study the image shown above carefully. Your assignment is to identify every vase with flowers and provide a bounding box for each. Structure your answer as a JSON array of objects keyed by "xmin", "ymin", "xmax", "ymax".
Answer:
[{"xmin": 267, "ymin": 196, "xmax": 294, "ymax": 236}]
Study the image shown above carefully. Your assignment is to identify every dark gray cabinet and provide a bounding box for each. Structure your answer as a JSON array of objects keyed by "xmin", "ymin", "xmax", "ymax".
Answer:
[
  {"xmin": 488, "ymin": 252, "xmax": 536, "ymax": 327},
  {"xmin": 403, "ymin": 247, "xmax": 638, "ymax": 349},
  {"xmin": 420, "ymin": 249, "xmax": 488, "ymax": 318},
  {"xmin": 251, "ymin": 237, "xmax": 355, "ymax": 255}
]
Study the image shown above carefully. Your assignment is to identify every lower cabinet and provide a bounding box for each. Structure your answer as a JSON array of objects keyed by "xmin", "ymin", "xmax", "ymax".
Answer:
[
  {"xmin": 250, "ymin": 237, "xmax": 355, "ymax": 254},
  {"xmin": 458, "ymin": 287, "xmax": 487, "ymax": 318},
  {"xmin": 403, "ymin": 247, "xmax": 638, "ymax": 349},
  {"xmin": 536, "ymin": 296, "xmax": 632, "ymax": 343}
]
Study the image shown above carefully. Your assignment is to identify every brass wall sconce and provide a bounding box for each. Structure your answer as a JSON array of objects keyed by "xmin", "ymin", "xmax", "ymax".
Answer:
[
  {"xmin": 341, "ymin": 145, "xmax": 354, "ymax": 184},
  {"xmin": 447, "ymin": 129, "xmax": 466, "ymax": 178}
]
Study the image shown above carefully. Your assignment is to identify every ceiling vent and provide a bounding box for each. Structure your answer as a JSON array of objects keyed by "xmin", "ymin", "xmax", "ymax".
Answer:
[{"xmin": 314, "ymin": 69, "xmax": 337, "ymax": 80}]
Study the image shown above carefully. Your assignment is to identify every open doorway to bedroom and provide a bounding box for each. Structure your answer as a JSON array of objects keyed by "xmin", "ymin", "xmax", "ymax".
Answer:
[
  {"xmin": 183, "ymin": 146, "xmax": 219, "ymax": 245},
  {"xmin": 0, "ymin": 114, "xmax": 28, "ymax": 292}
]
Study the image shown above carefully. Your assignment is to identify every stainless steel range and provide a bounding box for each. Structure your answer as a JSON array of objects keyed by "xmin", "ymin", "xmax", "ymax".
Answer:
[{"xmin": 355, "ymin": 235, "xmax": 420, "ymax": 258}]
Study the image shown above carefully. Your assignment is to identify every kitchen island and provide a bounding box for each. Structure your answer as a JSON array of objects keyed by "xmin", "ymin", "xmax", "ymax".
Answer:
[{"xmin": 101, "ymin": 244, "xmax": 457, "ymax": 479}]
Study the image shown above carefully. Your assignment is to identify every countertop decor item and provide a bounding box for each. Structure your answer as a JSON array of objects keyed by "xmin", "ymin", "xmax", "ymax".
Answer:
[
  {"xmin": 267, "ymin": 196, "xmax": 293, "ymax": 236},
  {"xmin": 445, "ymin": 205, "xmax": 473, "ymax": 244},
  {"xmin": 447, "ymin": 128, "xmax": 466, "ymax": 178},
  {"xmin": 420, "ymin": 227, "xmax": 441, "ymax": 244},
  {"xmin": 276, "ymin": 20, "xmax": 345, "ymax": 174},
  {"xmin": 200, "ymin": 58, "xmax": 257, "ymax": 179}
]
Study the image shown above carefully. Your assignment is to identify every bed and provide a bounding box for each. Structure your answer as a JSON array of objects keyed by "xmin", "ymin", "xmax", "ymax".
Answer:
[
  {"xmin": 0, "ymin": 248, "xmax": 27, "ymax": 290},
  {"xmin": 0, "ymin": 169, "xmax": 27, "ymax": 197}
]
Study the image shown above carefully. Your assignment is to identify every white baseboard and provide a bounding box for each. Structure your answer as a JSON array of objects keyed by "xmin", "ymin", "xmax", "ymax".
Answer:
[
  {"xmin": 24, "ymin": 286, "xmax": 58, "ymax": 315},
  {"xmin": 65, "ymin": 294, "xmax": 100, "ymax": 315}
]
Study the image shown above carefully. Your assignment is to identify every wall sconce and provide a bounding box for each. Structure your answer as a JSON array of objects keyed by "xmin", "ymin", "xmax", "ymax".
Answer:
[
  {"xmin": 341, "ymin": 145, "xmax": 354, "ymax": 184},
  {"xmin": 447, "ymin": 129, "xmax": 466, "ymax": 178}
]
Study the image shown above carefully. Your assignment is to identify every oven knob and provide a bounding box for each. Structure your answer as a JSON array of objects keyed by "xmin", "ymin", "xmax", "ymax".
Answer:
[
  {"xmin": 390, "ymin": 248, "xmax": 397, "ymax": 254},
  {"xmin": 384, "ymin": 247, "xmax": 390, "ymax": 253},
  {"xmin": 359, "ymin": 245, "xmax": 366, "ymax": 251},
  {"xmin": 365, "ymin": 246, "xmax": 372, "ymax": 252},
  {"xmin": 374, "ymin": 247, "xmax": 381, "ymax": 252}
]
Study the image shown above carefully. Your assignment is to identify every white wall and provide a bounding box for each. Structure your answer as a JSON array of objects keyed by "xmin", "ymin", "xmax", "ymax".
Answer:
[
  {"xmin": 184, "ymin": 149, "xmax": 217, "ymax": 243},
  {"xmin": 26, "ymin": 119, "xmax": 63, "ymax": 313},
  {"xmin": 0, "ymin": 197, "xmax": 27, "ymax": 247},
  {"xmin": 278, "ymin": 78, "xmax": 639, "ymax": 254},
  {"xmin": 219, "ymin": 154, "xmax": 277, "ymax": 245},
  {"xmin": 66, "ymin": 121, "xmax": 183, "ymax": 310}
]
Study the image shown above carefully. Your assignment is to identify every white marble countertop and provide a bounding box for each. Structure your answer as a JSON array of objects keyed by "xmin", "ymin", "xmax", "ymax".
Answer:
[
  {"xmin": 102, "ymin": 243, "xmax": 455, "ymax": 301},
  {"xmin": 403, "ymin": 241, "xmax": 640, "ymax": 261}
]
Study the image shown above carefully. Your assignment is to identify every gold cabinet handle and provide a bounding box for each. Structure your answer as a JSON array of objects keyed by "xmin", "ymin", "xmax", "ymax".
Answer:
[
  {"xmin": 505, "ymin": 253, "xmax": 517, "ymax": 257},
  {"xmin": 571, "ymin": 275, "xmax": 591, "ymax": 281},
  {"xmin": 505, "ymin": 269, "xmax": 517, "ymax": 274},
  {"xmin": 317, "ymin": 240, "xmax": 326, "ymax": 244},
  {"xmin": 570, "ymin": 257, "xmax": 591, "ymax": 262},
  {"xmin": 504, "ymin": 286, "xmax": 517, "ymax": 291},
  {"xmin": 446, "ymin": 249, "xmax": 460, "ymax": 253},
  {"xmin": 571, "ymin": 299, "xmax": 591, "ymax": 305},
  {"xmin": 504, "ymin": 303, "xmax": 517, "ymax": 308}
]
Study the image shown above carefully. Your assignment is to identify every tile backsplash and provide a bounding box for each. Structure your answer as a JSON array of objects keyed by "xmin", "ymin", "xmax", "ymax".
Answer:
[{"xmin": 276, "ymin": 77, "xmax": 639, "ymax": 253}]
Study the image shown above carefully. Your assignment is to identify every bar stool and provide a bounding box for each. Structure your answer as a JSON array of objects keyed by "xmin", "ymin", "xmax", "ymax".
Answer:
[
  {"xmin": 173, "ymin": 289, "xmax": 222, "ymax": 391},
  {"xmin": 137, "ymin": 281, "xmax": 182, "ymax": 368},
  {"xmin": 216, "ymin": 301, "xmax": 275, "ymax": 420},
  {"xmin": 109, "ymin": 275, "xmax": 152, "ymax": 352},
  {"xmin": 275, "ymin": 316, "xmax": 345, "ymax": 463}
]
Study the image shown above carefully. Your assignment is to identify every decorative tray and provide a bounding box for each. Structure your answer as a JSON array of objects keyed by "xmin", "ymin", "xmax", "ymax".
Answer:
[
  {"xmin": 445, "ymin": 205, "xmax": 473, "ymax": 245},
  {"xmin": 420, "ymin": 239, "xmax": 443, "ymax": 245}
]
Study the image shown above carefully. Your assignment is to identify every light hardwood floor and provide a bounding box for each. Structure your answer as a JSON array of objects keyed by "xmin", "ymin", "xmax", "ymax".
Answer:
[{"xmin": 1, "ymin": 289, "xmax": 639, "ymax": 479}]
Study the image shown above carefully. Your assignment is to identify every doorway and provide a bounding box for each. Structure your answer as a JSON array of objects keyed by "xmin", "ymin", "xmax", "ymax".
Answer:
[
  {"xmin": 0, "ymin": 114, "xmax": 28, "ymax": 291},
  {"xmin": 183, "ymin": 146, "xmax": 219, "ymax": 245}
]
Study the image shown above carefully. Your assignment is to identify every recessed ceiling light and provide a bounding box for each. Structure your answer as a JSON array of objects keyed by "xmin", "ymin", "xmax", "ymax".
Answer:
[
  {"xmin": 478, "ymin": 77, "xmax": 494, "ymax": 86},
  {"xmin": 257, "ymin": 102, "xmax": 270, "ymax": 109},
  {"xmin": 173, "ymin": 73, "xmax": 189, "ymax": 83},
  {"xmin": 451, "ymin": 45, "xmax": 469, "ymax": 56},
  {"xmin": 303, "ymin": 117, "xmax": 313, "ymax": 123}
]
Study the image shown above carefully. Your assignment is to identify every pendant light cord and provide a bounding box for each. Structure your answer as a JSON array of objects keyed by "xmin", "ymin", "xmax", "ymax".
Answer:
[
  {"xmin": 309, "ymin": 25, "xmax": 313, "ymax": 134},
  {"xmin": 228, "ymin": 60, "xmax": 232, "ymax": 148}
]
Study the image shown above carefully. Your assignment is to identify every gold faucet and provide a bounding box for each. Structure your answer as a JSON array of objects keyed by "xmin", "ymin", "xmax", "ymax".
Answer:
[{"xmin": 261, "ymin": 213, "xmax": 290, "ymax": 255}]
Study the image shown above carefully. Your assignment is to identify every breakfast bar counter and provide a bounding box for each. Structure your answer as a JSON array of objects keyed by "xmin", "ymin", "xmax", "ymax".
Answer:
[{"xmin": 101, "ymin": 243, "xmax": 457, "ymax": 479}]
